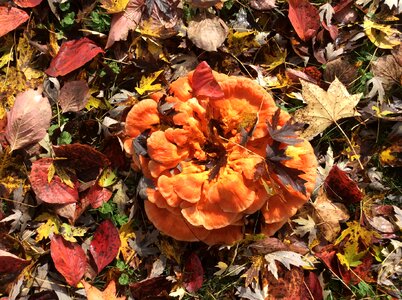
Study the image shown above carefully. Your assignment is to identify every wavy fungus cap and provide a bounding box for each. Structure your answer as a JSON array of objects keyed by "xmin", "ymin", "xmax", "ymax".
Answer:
[{"xmin": 124, "ymin": 62, "xmax": 317, "ymax": 245}]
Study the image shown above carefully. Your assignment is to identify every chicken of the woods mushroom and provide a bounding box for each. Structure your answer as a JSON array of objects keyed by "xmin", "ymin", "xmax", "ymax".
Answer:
[{"xmin": 124, "ymin": 62, "xmax": 317, "ymax": 245}]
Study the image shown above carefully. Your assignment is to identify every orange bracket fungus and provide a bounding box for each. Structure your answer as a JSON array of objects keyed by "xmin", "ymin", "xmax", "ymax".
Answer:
[{"xmin": 124, "ymin": 62, "xmax": 317, "ymax": 245}]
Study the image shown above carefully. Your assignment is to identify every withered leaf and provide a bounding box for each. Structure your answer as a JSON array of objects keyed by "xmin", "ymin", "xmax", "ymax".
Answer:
[{"xmin": 59, "ymin": 80, "xmax": 90, "ymax": 113}]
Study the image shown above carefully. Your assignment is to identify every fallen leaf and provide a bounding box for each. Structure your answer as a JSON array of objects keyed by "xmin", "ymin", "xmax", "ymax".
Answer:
[
  {"xmin": 0, "ymin": 7, "xmax": 29, "ymax": 38},
  {"xmin": 35, "ymin": 213, "xmax": 61, "ymax": 241},
  {"xmin": 288, "ymin": 0, "xmax": 321, "ymax": 41},
  {"xmin": 50, "ymin": 235, "xmax": 87, "ymax": 286},
  {"xmin": 83, "ymin": 183, "xmax": 113, "ymax": 209},
  {"xmin": 106, "ymin": 0, "xmax": 145, "ymax": 49},
  {"xmin": 364, "ymin": 20, "xmax": 401, "ymax": 49},
  {"xmin": 371, "ymin": 47, "xmax": 402, "ymax": 91},
  {"xmin": 118, "ymin": 221, "xmax": 136, "ymax": 262},
  {"xmin": 89, "ymin": 219, "xmax": 121, "ymax": 273},
  {"xmin": 187, "ymin": 14, "xmax": 228, "ymax": 52},
  {"xmin": 292, "ymin": 215, "xmax": 318, "ymax": 247},
  {"xmin": 250, "ymin": 0, "xmax": 276, "ymax": 10},
  {"xmin": 129, "ymin": 277, "xmax": 173, "ymax": 299},
  {"xmin": 188, "ymin": 0, "xmax": 221, "ymax": 8},
  {"xmin": 101, "ymin": 0, "xmax": 130, "ymax": 13},
  {"xmin": 264, "ymin": 251, "xmax": 311, "ymax": 280},
  {"xmin": 183, "ymin": 253, "xmax": 204, "ymax": 293},
  {"xmin": 6, "ymin": 89, "xmax": 51, "ymax": 151},
  {"xmin": 45, "ymin": 38, "xmax": 104, "ymax": 77},
  {"xmin": 59, "ymin": 80, "xmax": 90, "ymax": 113},
  {"xmin": 29, "ymin": 158, "xmax": 79, "ymax": 204},
  {"xmin": 293, "ymin": 78, "xmax": 362, "ymax": 140},
  {"xmin": 135, "ymin": 70, "xmax": 163, "ymax": 95},
  {"xmin": 83, "ymin": 280, "xmax": 126, "ymax": 300},
  {"xmin": 190, "ymin": 61, "xmax": 224, "ymax": 100},
  {"xmin": 0, "ymin": 249, "xmax": 30, "ymax": 274},
  {"xmin": 312, "ymin": 186, "xmax": 350, "ymax": 242},
  {"xmin": 13, "ymin": 0, "xmax": 43, "ymax": 7},
  {"xmin": 324, "ymin": 165, "xmax": 363, "ymax": 203}
]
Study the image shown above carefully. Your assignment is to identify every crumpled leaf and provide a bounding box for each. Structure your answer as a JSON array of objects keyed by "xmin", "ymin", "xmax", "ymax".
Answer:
[
  {"xmin": 29, "ymin": 158, "xmax": 79, "ymax": 204},
  {"xmin": 288, "ymin": 0, "xmax": 321, "ymax": 41},
  {"xmin": 89, "ymin": 219, "xmax": 121, "ymax": 273},
  {"xmin": 312, "ymin": 186, "xmax": 350, "ymax": 242},
  {"xmin": 0, "ymin": 7, "xmax": 29, "ymax": 38},
  {"xmin": 59, "ymin": 80, "xmax": 90, "ymax": 113},
  {"xmin": 50, "ymin": 235, "xmax": 87, "ymax": 286},
  {"xmin": 293, "ymin": 78, "xmax": 362, "ymax": 140},
  {"xmin": 45, "ymin": 38, "xmax": 104, "ymax": 77},
  {"xmin": 135, "ymin": 70, "xmax": 163, "ymax": 95},
  {"xmin": 83, "ymin": 280, "xmax": 126, "ymax": 300},
  {"xmin": 264, "ymin": 251, "xmax": 311, "ymax": 279},
  {"xmin": 6, "ymin": 89, "xmax": 51, "ymax": 151},
  {"xmin": 187, "ymin": 14, "xmax": 228, "ymax": 52},
  {"xmin": 183, "ymin": 253, "xmax": 204, "ymax": 293},
  {"xmin": 191, "ymin": 61, "xmax": 224, "ymax": 100},
  {"xmin": 364, "ymin": 20, "xmax": 401, "ymax": 49},
  {"xmin": 106, "ymin": 0, "xmax": 145, "ymax": 49}
]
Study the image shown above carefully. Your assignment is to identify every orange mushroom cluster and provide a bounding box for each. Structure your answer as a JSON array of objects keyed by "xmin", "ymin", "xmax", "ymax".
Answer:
[{"xmin": 124, "ymin": 62, "xmax": 317, "ymax": 245}]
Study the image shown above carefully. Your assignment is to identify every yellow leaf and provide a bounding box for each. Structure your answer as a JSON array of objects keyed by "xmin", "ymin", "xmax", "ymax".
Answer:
[
  {"xmin": 364, "ymin": 20, "xmax": 401, "ymax": 49},
  {"xmin": 16, "ymin": 34, "xmax": 43, "ymax": 80},
  {"xmin": 135, "ymin": 70, "xmax": 163, "ymax": 95},
  {"xmin": 101, "ymin": 0, "xmax": 130, "ymax": 13},
  {"xmin": 60, "ymin": 223, "xmax": 87, "ymax": 243},
  {"xmin": 54, "ymin": 165, "xmax": 75, "ymax": 189},
  {"xmin": 98, "ymin": 168, "xmax": 117, "ymax": 188},
  {"xmin": 118, "ymin": 221, "xmax": 136, "ymax": 262},
  {"xmin": 48, "ymin": 163, "xmax": 55, "ymax": 183},
  {"xmin": 227, "ymin": 30, "xmax": 258, "ymax": 56},
  {"xmin": 35, "ymin": 213, "xmax": 60, "ymax": 241},
  {"xmin": 0, "ymin": 51, "xmax": 13, "ymax": 69}
]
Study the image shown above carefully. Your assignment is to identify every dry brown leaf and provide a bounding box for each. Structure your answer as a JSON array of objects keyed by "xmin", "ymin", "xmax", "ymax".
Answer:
[
  {"xmin": 293, "ymin": 78, "xmax": 362, "ymax": 140},
  {"xmin": 250, "ymin": 0, "xmax": 276, "ymax": 10},
  {"xmin": 187, "ymin": 14, "xmax": 228, "ymax": 52},
  {"xmin": 82, "ymin": 280, "xmax": 126, "ymax": 300},
  {"xmin": 371, "ymin": 45, "xmax": 402, "ymax": 91},
  {"xmin": 312, "ymin": 186, "xmax": 350, "ymax": 242},
  {"xmin": 188, "ymin": 0, "xmax": 221, "ymax": 8}
]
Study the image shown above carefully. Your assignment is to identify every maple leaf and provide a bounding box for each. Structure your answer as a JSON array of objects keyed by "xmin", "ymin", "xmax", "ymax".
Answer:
[
  {"xmin": 292, "ymin": 215, "xmax": 318, "ymax": 247},
  {"xmin": 293, "ymin": 78, "xmax": 362, "ymax": 140},
  {"xmin": 35, "ymin": 213, "xmax": 61, "ymax": 242},
  {"xmin": 267, "ymin": 109, "xmax": 304, "ymax": 145},
  {"xmin": 101, "ymin": 0, "xmax": 130, "ymax": 13},
  {"xmin": 118, "ymin": 221, "xmax": 136, "ymax": 262},
  {"xmin": 383, "ymin": 0, "xmax": 402, "ymax": 12},
  {"xmin": 82, "ymin": 280, "xmax": 126, "ymax": 300},
  {"xmin": 264, "ymin": 251, "xmax": 311, "ymax": 279},
  {"xmin": 135, "ymin": 70, "xmax": 163, "ymax": 95}
]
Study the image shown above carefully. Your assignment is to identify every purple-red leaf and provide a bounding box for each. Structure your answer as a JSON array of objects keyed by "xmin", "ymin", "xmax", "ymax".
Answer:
[
  {"xmin": 183, "ymin": 253, "xmax": 204, "ymax": 293},
  {"xmin": 84, "ymin": 183, "xmax": 113, "ymax": 209},
  {"xmin": 89, "ymin": 220, "xmax": 121, "ymax": 273},
  {"xmin": 0, "ymin": 7, "xmax": 29, "ymax": 37},
  {"xmin": 50, "ymin": 235, "xmax": 87, "ymax": 286},
  {"xmin": 29, "ymin": 158, "xmax": 79, "ymax": 204},
  {"xmin": 6, "ymin": 89, "xmax": 51, "ymax": 151},
  {"xmin": 59, "ymin": 80, "xmax": 90, "ymax": 113},
  {"xmin": 45, "ymin": 38, "xmax": 104, "ymax": 77},
  {"xmin": 0, "ymin": 249, "xmax": 30, "ymax": 274},
  {"xmin": 191, "ymin": 61, "xmax": 224, "ymax": 100},
  {"xmin": 288, "ymin": 0, "xmax": 320, "ymax": 41},
  {"xmin": 324, "ymin": 165, "xmax": 363, "ymax": 203}
]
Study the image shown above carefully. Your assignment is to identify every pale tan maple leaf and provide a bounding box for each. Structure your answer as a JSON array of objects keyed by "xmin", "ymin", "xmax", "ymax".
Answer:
[{"xmin": 294, "ymin": 78, "xmax": 362, "ymax": 140}]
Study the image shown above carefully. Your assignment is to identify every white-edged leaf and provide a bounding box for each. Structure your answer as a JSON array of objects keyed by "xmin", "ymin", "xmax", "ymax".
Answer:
[
  {"xmin": 264, "ymin": 251, "xmax": 311, "ymax": 279},
  {"xmin": 6, "ymin": 89, "xmax": 51, "ymax": 151}
]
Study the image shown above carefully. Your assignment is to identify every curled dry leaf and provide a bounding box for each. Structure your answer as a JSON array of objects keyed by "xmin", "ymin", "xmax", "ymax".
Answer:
[
  {"xmin": 187, "ymin": 14, "xmax": 228, "ymax": 52},
  {"xmin": 50, "ymin": 235, "xmax": 87, "ymax": 286},
  {"xmin": 6, "ymin": 89, "xmax": 52, "ymax": 151},
  {"xmin": 293, "ymin": 78, "xmax": 362, "ymax": 140},
  {"xmin": 29, "ymin": 158, "xmax": 79, "ymax": 204},
  {"xmin": 45, "ymin": 38, "xmax": 104, "ymax": 77},
  {"xmin": 89, "ymin": 219, "xmax": 121, "ymax": 273},
  {"xmin": 0, "ymin": 7, "xmax": 29, "ymax": 38},
  {"xmin": 59, "ymin": 80, "xmax": 90, "ymax": 113},
  {"xmin": 312, "ymin": 186, "xmax": 350, "ymax": 242}
]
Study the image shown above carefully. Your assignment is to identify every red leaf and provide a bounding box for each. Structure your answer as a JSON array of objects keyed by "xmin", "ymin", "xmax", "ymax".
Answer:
[
  {"xmin": 45, "ymin": 38, "xmax": 104, "ymax": 77},
  {"xmin": 304, "ymin": 272, "xmax": 323, "ymax": 300},
  {"xmin": 191, "ymin": 61, "xmax": 224, "ymax": 100},
  {"xmin": 50, "ymin": 235, "xmax": 87, "ymax": 286},
  {"xmin": 6, "ymin": 89, "xmax": 51, "ymax": 151},
  {"xmin": 89, "ymin": 220, "xmax": 121, "ymax": 273},
  {"xmin": 13, "ymin": 0, "xmax": 43, "ymax": 7},
  {"xmin": 29, "ymin": 158, "xmax": 79, "ymax": 204},
  {"xmin": 0, "ymin": 249, "xmax": 30, "ymax": 274},
  {"xmin": 0, "ymin": 7, "xmax": 29, "ymax": 38},
  {"xmin": 288, "ymin": 0, "xmax": 320, "ymax": 41},
  {"xmin": 324, "ymin": 165, "xmax": 363, "ymax": 203},
  {"xmin": 106, "ymin": 0, "xmax": 144, "ymax": 49},
  {"xmin": 183, "ymin": 253, "xmax": 204, "ymax": 293},
  {"xmin": 84, "ymin": 184, "xmax": 113, "ymax": 209},
  {"xmin": 59, "ymin": 80, "xmax": 90, "ymax": 113}
]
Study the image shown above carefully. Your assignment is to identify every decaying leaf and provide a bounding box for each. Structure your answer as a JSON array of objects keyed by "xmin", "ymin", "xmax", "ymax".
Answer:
[
  {"xmin": 371, "ymin": 46, "xmax": 402, "ymax": 91},
  {"xmin": 183, "ymin": 253, "xmax": 204, "ymax": 293},
  {"xmin": 50, "ymin": 235, "xmax": 87, "ymax": 286},
  {"xmin": 59, "ymin": 80, "xmax": 90, "ymax": 113},
  {"xmin": 293, "ymin": 78, "xmax": 362, "ymax": 140},
  {"xmin": 83, "ymin": 280, "xmax": 126, "ymax": 300},
  {"xmin": 6, "ymin": 89, "xmax": 51, "ymax": 151},
  {"xmin": 364, "ymin": 20, "xmax": 401, "ymax": 49},
  {"xmin": 187, "ymin": 14, "xmax": 228, "ymax": 52},
  {"xmin": 312, "ymin": 187, "xmax": 350, "ymax": 242},
  {"xmin": 89, "ymin": 219, "xmax": 121, "ymax": 273}
]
